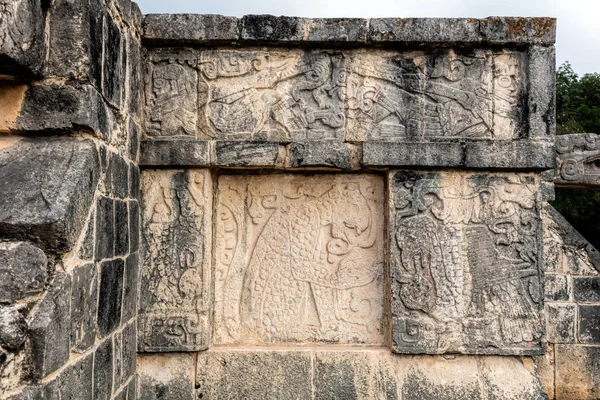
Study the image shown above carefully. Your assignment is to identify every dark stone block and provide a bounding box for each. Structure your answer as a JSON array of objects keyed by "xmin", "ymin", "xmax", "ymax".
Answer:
[
  {"xmin": 71, "ymin": 263, "xmax": 98, "ymax": 352},
  {"xmin": 363, "ymin": 142, "xmax": 464, "ymax": 167},
  {"xmin": 464, "ymin": 140, "xmax": 555, "ymax": 169},
  {"xmin": 579, "ymin": 305, "xmax": 600, "ymax": 344},
  {"xmin": 49, "ymin": 352, "xmax": 94, "ymax": 400},
  {"xmin": 113, "ymin": 331, "xmax": 123, "ymax": 395},
  {"xmin": 128, "ymin": 201, "xmax": 140, "ymax": 253},
  {"xmin": 0, "ymin": 241, "xmax": 47, "ymax": 302},
  {"xmin": 103, "ymin": 14, "xmax": 123, "ymax": 108},
  {"xmin": 241, "ymin": 15, "xmax": 303, "ymax": 42},
  {"xmin": 0, "ymin": 138, "xmax": 100, "ymax": 251},
  {"xmin": 574, "ymin": 277, "xmax": 600, "ymax": 303},
  {"xmin": 129, "ymin": 163, "xmax": 140, "ymax": 200},
  {"xmin": 290, "ymin": 141, "xmax": 357, "ymax": 169},
  {"xmin": 127, "ymin": 377, "xmax": 137, "ymax": 400},
  {"xmin": 29, "ymin": 274, "xmax": 72, "ymax": 379},
  {"xmin": 98, "ymin": 259, "xmax": 124, "ymax": 337},
  {"xmin": 127, "ymin": 37, "xmax": 142, "ymax": 118},
  {"xmin": 110, "ymin": 152, "xmax": 130, "ymax": 199},
  {"xmin": 304, "ymin": 18, "xmax": 368, "ymax": 42},
  {"xmin": 215, "ymin": 141, "xmax": 280, "ymax": 167},
  {"xmin": 143, "ymin": 14, "xmax": 239, "ymax": 43},
  {"xmin": 0, "ymin": 0, "xmax": 46, "ymax": 78},
  {"xmin": 544, "ymin": 274, "xmax": 571, "ymax": 301},
  {"xmin": 122, "ymin": 321, "xmax": 137, "ymax": 385},
  {"xmin": 94, "ymin": 338, "xmax": 113, "ymax": 400},
  {"xmin": 128, "ymin": 119, "xmax": 141, "ymax": 162},
  {"xmin": 115, "ymin": 200, "xmax": 130, "ymax": 257},
  {"xmin": 139, "ymin": 140, "xmax": 210, "ymax": 167},
  {"xmin": 122, "ymin": 252, "xmax": 139, "ymax": 323},
  {"xmin": 0, "ymin": 305, "xmax": 27, "ymax": 349},
  {"xmin": 546, "ymin": 303, "xmax": 576, "ymax": 343},
  {"xmin": 369, "ymin": 18, "xmax": 481, "ymax": 43},
  {"xmin": 95, "ymin": 196, "xmax": 115, "ymax": 261},
  {"xmin": 78, "ymin": 213, "xmax": 95, "ymax": 261}
]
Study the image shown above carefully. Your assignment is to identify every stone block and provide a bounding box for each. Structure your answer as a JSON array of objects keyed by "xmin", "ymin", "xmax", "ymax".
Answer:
[
  {"xmin": 127, "ymin": 119, "xmax": 141, "ymax": 162},
  {"xmin": 97, "ymin": 259, "xmax": 124, "ymax": 337},
  {"xmin": 94, "ymin": 338, "xmax": 113, "ymax": 400},
  {"xmin": 138, "ymin": 353, "xmax": 195, "ymax": 400},
  {"xmin": 143, "ymin": 14, "xmax": 239, "ymax": 43},
  {"xmin": 139, "ymin": 140, "xmax": 210, "ymax": 167},
  {"xmin": 122, "ymin": 252, "xmax": 139, "ymax": 324},
  {"xmin": 47, "ymin": 352, "xmax": 94, "ymax": 400},
  {"xmin": 369, "ymin": 18, "xmax": 481, "ymax": 43},
  {"xmin": 121, "ymin": 321, "xmax": 137, "ymax": 386},
  {"xmin": 0, "ymin": 0, "xmax": 46, "ymax": 78},
  {"xmin": 113, "ymin": 331, "xmax": 123, "ymax": 395},
  {"xmin": 479, "ymin": 17, "xmax": 556, "ymax": 45},
  {"xmin": 464, "ymin": 140, "xmax": 555, "ymax": 169},
  {"xmin": 114, "ymin": 200, "xmax": 129, "ymax": 257},
  {"xmin": 544, "ymin": 274, "xmax": 571, "ymax": 301},
  {"xmin": 0, "ymin": 137, "xmax": 100, "ymax": 251},
  {"xmin": 15, "ymin": 83, "xmax": 119, "ymax": 138},
  {"xmin": 145, "ymin": 50, "xmax": 198, "ymax": 138},
  {"xmin": 129, "ymin": 163, "xmax": 141, "ymax": 200},
  {"xmin": 213, "ymin": 174, "xmax": 385, "ymax": 345},
  {"xmin": 29, "ymin": 273, "xmax": 72, "ymax": 379},
  {"xmin": 103, "ymin": 14, "xmax": 124, "ymax": 108},
  {"xmin": 78, "ymin": 213, "xmax": 95, "ymax": 261},
  {"xmin": 214, "ymin": 141, "xmax": 281, "ymax": 167},
  {"xmin": 574, "ymin": 277, "xmax": 600, "ymax": 303},
  {"xmin": 578, "ymin": 305, "xmax": 600, "ymax": 344},
  {"xmin": 95, "ymin": 196, "xmax": 115, "ymax": 261},
  {"xmin": 363, "ymin": 142, "xmax": 464, "ymax": 168},
  {"xmin": 0, "ymin": 305, "xmax": 27, "ymax": 350},
  {"xmin": 289, "ymin": 141, "xmax": 359, "ymax": 169},
  {"xmin": 240, "ymin": 15, "xmax": 305, "ymax": 41},
  {"xmin": 128, "ymin": 201, "xmax": 140, "ymax": 254},
  {"xmin": 528, "ymin": 46, "xmax": 556, "ymax": 138},
  {"xmin": 545, "ymin": 303, "xmax": 576, "ymax": 343},
  {"xmin": 109, "ymin": 152, "xmax": 130, "ymax": 200},
  {"xmin": 556, "ymin": 133, "xmax": 600, "ymax": 188},
  {"xmin": 71, "ymin": 263, "xmax": 98, "ymax": 353},
  {"xmin": 196, "ymin": 349, "xmax": 546, "ymax": 399},
  {"xmin": 556, "ymin": 344, "xmax": 600, "ymax": 399},
  {"xmin": 197, "ymin": 350, "xmax": 313, "ymax": 400},
  {"xmin": 0, "ymin": 241, "xmax": 47, "ymax": 303},
  {"xmin": 139, "ymin": 170, "xmax": 212, "ymax": 352},
  {"xmin": 390, "ymin": 171, "xmax": 544, "ymax": 355}
]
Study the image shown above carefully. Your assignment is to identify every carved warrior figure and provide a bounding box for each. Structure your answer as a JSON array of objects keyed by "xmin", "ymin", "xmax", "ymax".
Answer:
[
  {"xmin": 215, "ymin": 176, "xmax": 384, "ymax": 345},
  {"xmin": 190, "ymin": 49, "xmax": 521, "ymax": 141},
  {"xmin": 139, "ymin": 170, "xmax": 210, "ymax": 351},
  {"xmin": 146, "ymin": 60, "xmax": 198, "ymax": 137},
  {"xmin": 392, "ymin": 172, "xmax": 543, "ymax": 354}
]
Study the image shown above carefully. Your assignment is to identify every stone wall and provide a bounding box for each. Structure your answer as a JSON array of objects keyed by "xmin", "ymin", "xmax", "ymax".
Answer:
[
  {"xmin": 1, "ymin": 3, "xmax": 600, "ymax": 400},
  {"xmin": 0, "ymin": 0, "xmax": 142, "ymax": 399}
]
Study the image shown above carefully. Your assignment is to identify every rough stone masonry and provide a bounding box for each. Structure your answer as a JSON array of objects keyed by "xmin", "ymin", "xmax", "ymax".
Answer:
[{"xmin": 1, "ymin": 1, "xmax": 600, "ymax": 399}]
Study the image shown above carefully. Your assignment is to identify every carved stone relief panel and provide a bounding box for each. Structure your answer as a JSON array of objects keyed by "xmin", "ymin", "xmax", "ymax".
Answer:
[
  {"xmin": 213, "ymin": 173, "xmax": 385, "ymax": 345},
  {"xmin": 556, "ymin": 133, "xmax": 600, "ymax": 187},
  {"xmin": 139, "ymin": 169, "xmax": 212, "ymax": 352},
  {"xmin": 145, "ymin": 48, "xmax": 527, "ymax": 141},
  {"xmin": 145, "ymin": 50, "xmax": 198, "ymax": 138},
  {"xmin": 390, "ymin": 171, "xmax": 544, "ymax": 355}
]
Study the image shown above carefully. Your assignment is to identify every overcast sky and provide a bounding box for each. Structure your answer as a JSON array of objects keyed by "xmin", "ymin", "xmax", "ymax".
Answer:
[{"xmin": 136, "ymin": 0, "xmax": 599, "ymax": 75}]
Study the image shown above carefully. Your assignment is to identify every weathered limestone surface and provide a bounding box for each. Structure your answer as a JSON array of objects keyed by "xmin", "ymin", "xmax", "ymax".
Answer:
[
  {"xmin": 0, "ymin": 137, "xmax": 100, "ymax": 251},
  {"xmin": 555, "ymin": 133, "xmax": 600, "ymax": 187},
  {"xmin": 139, "ymin": 169, "xmax": 212, "ymax": 352},
  {"xmin": 0, "ymin": 242, "xmax": 47, "ymax": 303},
  {"xmin": 137, "ymin": 353, "xmax": 196, "ymax": 400},
  {"xmin": 390, "ymin": 171, "xmax": 544, "ymax": 355},
  {"xmin": 213, "ymin": 173, "xmax": 385, "ymax": 345},
  {"xmin": 196, "ymin": 349, "xmax": 548, "ymax": 400}
]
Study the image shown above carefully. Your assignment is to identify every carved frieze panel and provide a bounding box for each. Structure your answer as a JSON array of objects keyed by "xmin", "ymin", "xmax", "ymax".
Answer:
[
  {"xmin": 390, "ymin": 171, "xmax": 544, "ymax": 355},
  {"xmin": 213, "ymin": 173, "xmax": 385, "ymax": 345},
  {"xmin": 145, "ymin": 48, "xmax": 528, "ymax": 141},
  {"xmin": 556, "ymin": 133, "xmax": 600, "ymax": 187},
  {"xmin": 145, "ymin": 51, "xmax": 198, "ymax": 138},
  {"xmin": 139, "ymin": 169, "xmax": 212, "ymax": 352}
]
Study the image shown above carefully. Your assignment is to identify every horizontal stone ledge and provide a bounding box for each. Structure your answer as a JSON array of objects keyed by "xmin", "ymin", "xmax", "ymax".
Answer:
[
  {"xmin": 142, "ymin": 15, "xmax": 556, "ymax": 46},
  {"xmin": 141, "ymin": 139, "xmax": 555, "ymax": 169},
  {"xmin": 195, "ymin": 348, "xmax": 547, "ymax": 400}
]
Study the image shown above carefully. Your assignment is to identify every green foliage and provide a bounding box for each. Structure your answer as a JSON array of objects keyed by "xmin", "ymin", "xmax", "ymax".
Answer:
[
  {"xmin": 552, "ymin": 62, "xmax": 600, "ymax": 249},
  {"xmin": 556, "ymin": 62, "xmax": 600, "ymax": 135}
]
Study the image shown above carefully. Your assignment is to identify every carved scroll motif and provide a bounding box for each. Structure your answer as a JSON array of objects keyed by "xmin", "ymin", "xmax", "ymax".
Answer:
[
  {"xmin": 556, "ymin": 133, "xmax": 600, "ymax": 187},
  {"xmin": 139, "ymin": 170, "xmax": 212, "ymax": 352},
  {"xmin": 390, "ymin": 171, "xmax": 544, "ymax": 355},
  {"xmin": 214, "ymin": 174, "xmax": 385, "ymax": 345}
]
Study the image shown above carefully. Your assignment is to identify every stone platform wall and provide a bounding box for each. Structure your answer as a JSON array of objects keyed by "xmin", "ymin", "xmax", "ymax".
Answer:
[{"xmin": 1, "ymin": 3, "xmax": 600, "ymax": 399}]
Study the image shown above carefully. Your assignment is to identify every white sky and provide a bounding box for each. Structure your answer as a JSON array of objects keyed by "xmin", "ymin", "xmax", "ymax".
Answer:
[{"xmin": 136, "ymin": 0, "xmax": 600, "ymax": 75}]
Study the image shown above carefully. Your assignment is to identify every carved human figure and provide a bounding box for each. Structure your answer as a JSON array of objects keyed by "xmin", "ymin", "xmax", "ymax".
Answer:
[
  {"xmin": 492, "ymin": 54, "xmax": 519, "ymax": 139},
  {"xmin": 147, "ymin": 62, "xmax": 197, "ymax": 137}
]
